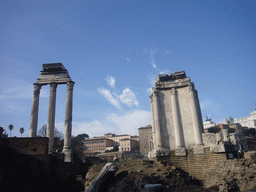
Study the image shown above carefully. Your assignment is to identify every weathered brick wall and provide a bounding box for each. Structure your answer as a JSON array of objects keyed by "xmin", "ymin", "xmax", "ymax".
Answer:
[
  {"xmin": 157, "ymin": 147, "xmax": 227, "ymax": 180},
  {"xmin": 7, "ymin": 137, "xmax": 49, "ymax": 155}
]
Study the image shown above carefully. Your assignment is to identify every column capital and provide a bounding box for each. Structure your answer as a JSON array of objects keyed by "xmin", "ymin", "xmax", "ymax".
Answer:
[
  {"xmin": 49, "ymin": 82, "xmax": 57, "ymax": 90},
  {"xmin": 33, "ymin": 83, "xmax": 42, "ymax": 96},
  {"xmin": 188, "ymin": 84, "xmax": 194, "ymax": 92},
  {"xmin": 149, "ymin": 94, "xmax": 153, "ymax": 102},
  {"xmin": 153, "ymin": 90, "xmax": 159, "ymax": 97},
  {"xmin": 67, "ymin": 81, "xmax": 75, "ymax": 90},
  {"xmin": 170, "ymin": 88, "xmax": 177, "ymax": 95}
]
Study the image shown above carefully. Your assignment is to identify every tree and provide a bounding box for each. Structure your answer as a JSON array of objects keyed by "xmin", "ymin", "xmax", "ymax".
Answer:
[
  {"xmin": 37, "ymin": 124, "xmax": 64, "ymax": 140},
  {"xmin": 0, "ymin": 127, "xmax": 8, "ymax": 138},
  {"xmin": 19, "ymin": 127, "xmax": 24, "ymax": 137},
  {"xmin": 243, "ymin": 128, "xmax": 256, "ymax": 137},
  {"xmin": 8, "ymin": 124, "xmax": 13, "ymax": 137},
  {"xmin": 71, "ymin": 137, "xmax": 85, "ymax": 160},
  {"xmin": 76, "ymin": 133, "xmax": 89, "ymax": 141}
]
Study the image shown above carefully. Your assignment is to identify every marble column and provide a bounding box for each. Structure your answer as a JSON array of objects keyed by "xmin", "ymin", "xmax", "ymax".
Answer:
[
  {"xmin": 149, "ymin": 94, "xmax": 156, "ymax": 149},
  {"xmin": 29, "ymin": 83, "xmax": 42, "ymax": 137},
  {"xmin": 152, "ymin": 90, "xmax": 163, "ymax": 149},
  {"xmin": 189, "ymin": 85, "xmax": 203, "ymax": 146},
  {"xmin": 47, "ymin": 82, "xmax": 57, "ymax": 153},
  {"xmin": 170, "ymin": 88, "xmax": 185, "ymax": 148},
  {"xmin": 62, "ymin": 81, "xmax": 74, "ymax": 162}
]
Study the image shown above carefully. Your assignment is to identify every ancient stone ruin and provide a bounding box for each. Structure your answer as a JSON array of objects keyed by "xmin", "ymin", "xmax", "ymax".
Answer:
[
  {"xmin": 29, "ymin": 63, "xmax": 75, "ymax": 162},
  {"xmin": 149, "ymin": 71, "xmax": 204, "ymax": 157},
  {"xmin": 148, "ymin": 71, "xmax": 248, "ymax": 159}
]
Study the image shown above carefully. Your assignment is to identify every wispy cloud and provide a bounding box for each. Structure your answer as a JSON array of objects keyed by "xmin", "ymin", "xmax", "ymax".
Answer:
[
  {"xmin": 119, "ymin": 88, "xmax": 139, "ymax": 107},
  {"xmin": 127, "ymin": 57, "xmax": 130, "ymax": 61},
  {"xmin": 150, "ymin": 50, "xmax": 157, "ymax": 68},
  {"xmin": 69, "ymin": 109, "xmax": 152, "ymax": 137},
  {"xmin": 106, "ymin": 75, "xmax": 115, "ymax": 88},
  {"xmin": 98, "ymin": 88, "xmax": 121, "ymax": 109}
]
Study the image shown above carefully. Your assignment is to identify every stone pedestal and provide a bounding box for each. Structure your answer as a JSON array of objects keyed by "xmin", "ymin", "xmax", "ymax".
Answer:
[
  {"xmin": 47, "ymin": 83, "xmax": 57, "ymax": 153},
  {"xmin": 175, "ymin": 147, "xmax": 186, "ymax": 156},
  {"xmin": 29, "ymin": 83, "xmax": 41, "ymax": 137}
]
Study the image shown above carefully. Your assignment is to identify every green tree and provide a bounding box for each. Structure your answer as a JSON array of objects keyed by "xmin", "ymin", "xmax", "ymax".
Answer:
[
  {"xmin": 19, "ymin": 127, "xmax": 24, "ymax": 137},
  {"xmin": 8, "ymin": 124, "xmax": 13, "ymax": 137},
  {"xmin": 243, "ymin": 128, "xmax": 256, "ymax": 137},
  {"xmin": 76, "ymin": 133, "xmax": 89, "ymax": 141}
]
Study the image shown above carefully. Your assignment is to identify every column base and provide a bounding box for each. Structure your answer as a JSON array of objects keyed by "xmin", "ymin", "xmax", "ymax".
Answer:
[
  {"xmin": 175, "ymin": 147, "xmax": 186, "ymax": 156},
  {"xmin": 62, "ymin": 148, "xmax": 72, "ymax": 162},
  {"xmin": 148, "ymin": 148, "xmax": 170, "ymax": 158},
  {"xmin": 193, "ymin": 145, "xmax": 205, "ymax": 155}
]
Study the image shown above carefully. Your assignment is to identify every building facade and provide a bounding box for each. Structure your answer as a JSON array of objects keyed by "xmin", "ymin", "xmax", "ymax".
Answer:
[
  {"xmin": 83, "ymin": 138, "xmax": 115, "ymax": 153},
  {"xmin": 120, "ymin": 138, "xmax": 139, "ymax": 152},
  {"xmin": 139, "ymin": 125, "xmax": 153, "ymax": 155},
  {"xmin": 233, "ymin": 110, "xmax": 256, "ymax": 128}
]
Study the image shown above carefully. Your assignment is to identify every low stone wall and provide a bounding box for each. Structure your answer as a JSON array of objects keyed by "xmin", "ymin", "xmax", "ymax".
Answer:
[
  {"xmin": 157, "ymin": 147, "xmax": 227, "ymax": 180},
  {"xmin": 7, "ymin": 137, "xmax": 49, "ymax": 155}
]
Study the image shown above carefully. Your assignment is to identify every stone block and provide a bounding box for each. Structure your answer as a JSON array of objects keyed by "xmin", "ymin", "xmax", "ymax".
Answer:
[
  {"xmin": 193, "ymin": 145, "xmax": 205, "ymax": 155},
  {"xmin": 175, "ymin": 147, "xmax": 186, "ymax": 156}
]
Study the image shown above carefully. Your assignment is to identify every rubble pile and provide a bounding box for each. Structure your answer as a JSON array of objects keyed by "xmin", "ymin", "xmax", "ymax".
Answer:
[
  {"xmin": 85, "ymin": 159, "xmax": 211, "ymax": 192},
  {"xmin": 204, "ymin": 159, "xmax": 256, "ymax": 192}
]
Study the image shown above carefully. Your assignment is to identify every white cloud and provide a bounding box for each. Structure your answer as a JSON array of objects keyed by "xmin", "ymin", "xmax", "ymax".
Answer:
[
  {"xmin": 70, "ymin": 109, "xmax": 152, "ymax": 137},
  {"xmin": 106, "ymin": 75, "xmax": 115, "ymax": 88},
  {"xmin": 119, "ymin": 88, "xmax": 139, "ymax": 107},
  {"xmin": 98, "ymin": 88, "xmax": 121, "ymax": 109},
  {"xmin": 127, "ymin": 57, "xmax": 130, "ymax": 61}
]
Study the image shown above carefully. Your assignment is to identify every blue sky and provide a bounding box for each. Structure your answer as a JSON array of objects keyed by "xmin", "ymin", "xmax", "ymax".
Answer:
[{"xmin": 0, "ymin": 0, "xmax": 255, "ymax": 138}]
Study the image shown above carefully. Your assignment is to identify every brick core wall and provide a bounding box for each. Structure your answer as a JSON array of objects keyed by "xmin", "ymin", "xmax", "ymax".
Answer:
[{"xmin": 157, "ymin": 147, "xmax": 227, "ymax": 180}]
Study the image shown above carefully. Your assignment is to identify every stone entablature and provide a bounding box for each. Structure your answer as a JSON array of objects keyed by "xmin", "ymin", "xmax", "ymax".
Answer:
[{"xmin": 149, "ymin": 71, "xmax": 204, "ymax": 157}]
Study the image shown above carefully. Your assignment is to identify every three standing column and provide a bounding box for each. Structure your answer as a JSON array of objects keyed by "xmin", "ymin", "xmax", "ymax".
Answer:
[
  {"xmin": 62, "ymin": 81, "xmax": 75, "ymax": 162},
  {"xmin": 29, "ymin": 83, "xmax": 42, "ymax": 137},
  {"xmin": 47, "ymin": 83, "xmax": 58, "ymax": 153}
]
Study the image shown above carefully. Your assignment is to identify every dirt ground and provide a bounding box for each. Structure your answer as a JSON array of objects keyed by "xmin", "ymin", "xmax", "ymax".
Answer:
[{"xmin": 84, "ymin": 159, "xmax": 214, "ymax": 192}]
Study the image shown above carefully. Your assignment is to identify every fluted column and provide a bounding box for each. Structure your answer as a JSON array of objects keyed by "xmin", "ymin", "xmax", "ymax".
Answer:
[
  {"xmin": 170, "ymin": 88, "xmax": 185, "ymax": 148},
  {"xmin": 152, "ymin": 90, "xmax": 163, "ymax": 149},
  {"xmin": 62, "ymin": 81, "xmax": 74, "ymax": 162},
  {"xmin": 47, "ymin": 83, "xmax": 57, "ymax": 153},
  {"xmin": 29, "ymin": 83, "xmax": 42, "ymax": 137},
  {"xmin": 189, "ymin": 85, "xmax": 203, "ymax": 145},
  {"xmin": 149, "ymin": 94, "xmax": 156, "ymax": 149}
]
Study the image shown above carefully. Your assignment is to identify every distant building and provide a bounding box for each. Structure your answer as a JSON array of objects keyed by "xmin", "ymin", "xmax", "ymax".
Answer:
[
  {"xmin": 120, "ymin": 138, "xmax": 139, "ymax": 152},
  {"xmin": 108, "ymin": 134, "xmax": 131, "ymax": 145},
  {"xmin": 83, "ymin": 137, "xmax": 115, "ymax": 153},
  {"xmin": 233, "ymin": 110, "xmax": 256, "ymax": 128},
  {"xmin": 138, "ymin": 125, "xmax": 153, "ymax": 156}
]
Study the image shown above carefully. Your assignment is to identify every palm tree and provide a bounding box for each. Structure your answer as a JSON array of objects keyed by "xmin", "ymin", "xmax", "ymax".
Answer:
[
  {"xmin": 8, "ymin": 124, "xmax": 14, "ymax": 137},
  {"xmin": 20, "ymin": 127, "xmax": 24, "ymax": 137}
]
